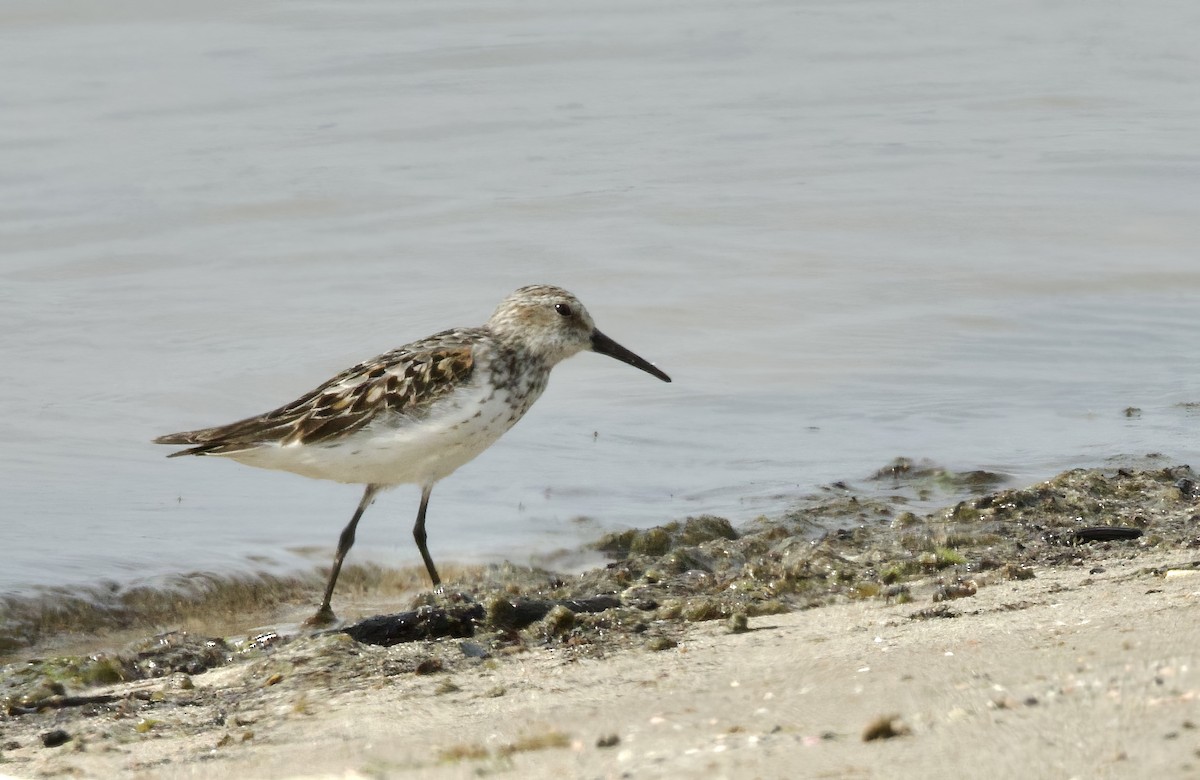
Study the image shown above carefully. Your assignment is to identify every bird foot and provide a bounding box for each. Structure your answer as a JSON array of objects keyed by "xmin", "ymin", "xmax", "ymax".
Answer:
[{"xmin": 304, "ymin": 605, "xmax": 337, "ymax": 627}]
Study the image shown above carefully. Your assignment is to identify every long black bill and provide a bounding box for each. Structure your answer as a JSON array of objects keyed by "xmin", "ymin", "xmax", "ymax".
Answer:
[{"xmin": 591, "ymin": 329, "xmax": 672, "ymax": 382}]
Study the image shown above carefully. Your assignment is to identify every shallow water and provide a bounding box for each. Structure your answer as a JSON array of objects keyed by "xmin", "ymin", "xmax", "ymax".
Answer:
[{"xmin": 2, "ymin": 0, "xmax": 1198, "ymax": 607}]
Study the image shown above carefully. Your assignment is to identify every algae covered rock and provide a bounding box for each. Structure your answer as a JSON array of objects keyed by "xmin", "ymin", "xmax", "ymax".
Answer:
[{"xmin": 593, "ymin": 515, "xmax": 739, "ymax": 557}]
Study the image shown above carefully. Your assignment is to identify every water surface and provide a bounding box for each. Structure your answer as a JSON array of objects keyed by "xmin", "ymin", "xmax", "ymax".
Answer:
[{"xmin": 2, "ymin": 0, "xmax": 1198, "ymax": 605}]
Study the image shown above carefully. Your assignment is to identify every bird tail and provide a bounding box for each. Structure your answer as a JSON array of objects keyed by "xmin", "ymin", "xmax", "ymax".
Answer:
[{"xmin": 154, "ymin": 428, "xmax": 237, "ymax": 457}]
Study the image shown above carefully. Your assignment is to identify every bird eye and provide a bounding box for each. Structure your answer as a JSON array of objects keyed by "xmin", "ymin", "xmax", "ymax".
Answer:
[{"xmin": 554, "ymin": 303, "xmax": 573, "ymax": 317}]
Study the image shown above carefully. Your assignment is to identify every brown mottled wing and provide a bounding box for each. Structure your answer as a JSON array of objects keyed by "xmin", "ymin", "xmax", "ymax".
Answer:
[{"xmin": 155, "ymin": 331, "xmax": 479, "ymax": 457}]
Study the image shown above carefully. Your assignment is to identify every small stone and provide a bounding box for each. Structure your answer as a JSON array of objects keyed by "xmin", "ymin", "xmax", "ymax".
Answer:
[
  {"xmin": 459, "ymin": 641, "xmax": 490, "ymax": 659},
  {"xmin": 862, "ymin": 715, "xmax": 909, "ymax": 741},
  {"xmin": 596, "ymin": 734, "xmax": 620, "ymax": 748},
  {"xmin": 728, "ymin": 612, "xmax": 750, "ymax": 633},
  {"xmin": 1000, "ymin": 564, "xmax": 1035, "ymax": 581},
  {"xmin": 646, "ymin": 636, "xmax": 677, "ymax": 652},
  {"xmin": 932, "ymin": 580, "xmax": 977, "ymax": 602},
  {"xmin": 41, "ymin": 730, "xmax": 71, "ymax": 748}
]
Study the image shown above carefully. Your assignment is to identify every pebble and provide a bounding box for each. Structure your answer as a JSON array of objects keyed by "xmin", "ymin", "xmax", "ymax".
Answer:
[{"xmin": 41, "ymin": 730, "xmax": 71, "ymax": 748}]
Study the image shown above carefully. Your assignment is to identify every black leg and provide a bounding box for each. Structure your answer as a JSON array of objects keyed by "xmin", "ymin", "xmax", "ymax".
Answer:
[
  {"xmin": 307, "ymin": 484, "xmax": 379, "ymax": 626},
  {"xmin": 413, "ymin": 484, "xmax": 441, "ymax": 586}
]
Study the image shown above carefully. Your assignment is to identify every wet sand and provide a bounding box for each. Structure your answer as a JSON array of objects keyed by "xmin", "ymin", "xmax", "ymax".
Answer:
[{"xmin": 3, "ymin": 466, "xmax": 1199, "ymax": 778}]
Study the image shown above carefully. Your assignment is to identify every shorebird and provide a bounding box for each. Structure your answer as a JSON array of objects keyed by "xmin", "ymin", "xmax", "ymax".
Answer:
[{"xmin": 155, "ymin": 285, "xmax": 671, "ymax": 624}]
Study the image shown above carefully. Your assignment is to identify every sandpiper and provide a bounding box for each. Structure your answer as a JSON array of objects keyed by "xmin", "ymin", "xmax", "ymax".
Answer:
[{"xmin": 156, "ymin": 285, "xmax": 671, "ymax": 624}]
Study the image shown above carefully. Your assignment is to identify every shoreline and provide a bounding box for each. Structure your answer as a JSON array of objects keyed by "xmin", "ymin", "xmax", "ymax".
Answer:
[{"xmin": 2, "ymin": 463, "xmax": 1199, "ymax": 778}]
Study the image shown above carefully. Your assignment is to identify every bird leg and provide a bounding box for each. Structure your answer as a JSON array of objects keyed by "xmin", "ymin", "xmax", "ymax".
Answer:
[
  {"xmin": 413, "ymin": 484, "xmax": 441, "ymax": 586},
  {"xmin": 306, "ymin": 483, "xmax": 379, "ymax": 626}
]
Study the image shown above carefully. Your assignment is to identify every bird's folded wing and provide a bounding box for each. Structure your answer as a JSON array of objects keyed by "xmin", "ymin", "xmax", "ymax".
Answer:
[{"xmin": 155, "ymin": 337, "xmax": 477, "ymax": 456}]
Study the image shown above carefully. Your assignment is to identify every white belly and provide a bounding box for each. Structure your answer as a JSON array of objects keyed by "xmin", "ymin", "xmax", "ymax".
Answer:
[{"xmin": 224, "ymin": 378, "xmax": 542, "ymax": 487}]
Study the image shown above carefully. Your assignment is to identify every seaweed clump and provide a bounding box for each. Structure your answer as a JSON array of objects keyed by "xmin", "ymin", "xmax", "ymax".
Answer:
[{"xmin": 544, "ymin": 462, "xmax": 1200, "ymax": 634}]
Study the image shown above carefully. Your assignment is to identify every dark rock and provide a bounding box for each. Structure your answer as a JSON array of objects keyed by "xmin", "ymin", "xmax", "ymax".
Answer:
[{"xmin": 41, "ymin": 730, "xmax": 70, "ymax": 748}]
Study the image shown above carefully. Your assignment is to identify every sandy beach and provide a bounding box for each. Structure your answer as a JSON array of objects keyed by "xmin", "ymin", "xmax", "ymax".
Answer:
[{"xmin": 3, "ymin": 466, "xmax": 1199, "ymax": 779}]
